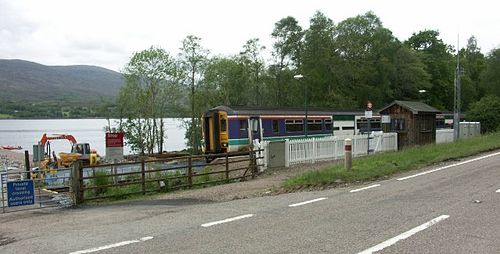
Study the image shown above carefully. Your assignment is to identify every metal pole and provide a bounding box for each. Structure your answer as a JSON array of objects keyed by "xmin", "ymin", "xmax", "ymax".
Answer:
[
  {"xmin": 453, "ymin": 35, "xmax": 461, "ymax": 142},
  {"xmin": 305, "ymin": 81, "xmax": 308, "ymax": 138}
]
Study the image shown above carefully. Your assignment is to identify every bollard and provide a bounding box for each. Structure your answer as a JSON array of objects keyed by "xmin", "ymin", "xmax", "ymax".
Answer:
[{"xmin": 344, "ymin": 138, "xmax": 352, "ymax": 171}]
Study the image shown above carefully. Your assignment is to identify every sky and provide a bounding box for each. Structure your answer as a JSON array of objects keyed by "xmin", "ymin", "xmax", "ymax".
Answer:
[{"xmin": 1, "ymin": 0, "xmax": 499, "ymax": 72}]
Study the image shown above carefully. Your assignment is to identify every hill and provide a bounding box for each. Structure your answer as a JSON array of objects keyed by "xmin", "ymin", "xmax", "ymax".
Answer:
[
  {"xmin": 0, "ymin": 59, "xmax": 125, "ymax": 118},
  {"xmin": 0, "ymin": 59, "xmax": 124, "ymax": 103}
]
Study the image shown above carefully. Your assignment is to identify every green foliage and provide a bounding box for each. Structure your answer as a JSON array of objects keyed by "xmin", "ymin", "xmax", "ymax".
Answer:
[
  {"xmin": 467, "ymin": 95, "xmax": 500, "ymax": 133},
  {"xmin": 480, "ymin": 48, "xmax": 500, "ymax": 97},
  {"xmin": 91, "ymin": 170, "xmax": 111, "ymax": 196},
  {"xmin": 284, "ymin": 132, "xmax": 500, "ymax": 188},
  {"xmin": 119, "ymin": 46, "xmax": 183, "ymax": 154}
]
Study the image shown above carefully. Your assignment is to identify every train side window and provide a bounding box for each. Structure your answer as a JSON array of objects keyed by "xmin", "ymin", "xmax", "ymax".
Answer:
[
  {"xmin": 285, "ymin": 119, "xmax": 303, "ymax": 132},
  {"xmin": 324, "ymin": 119, "xmax": 332, "ymax": 130},
  {"xmin": 239, "ymin": 120, "xmax": 248, "ymax": 131},
  {"xmin": 308, "ymin": 119, "xmax": 322, "ymax": 131},
  {"xmin": 272, "ymin": 120, "xmax": 279, "ymax": 134},
  {"xmin": 220, "ymin": 117, "xmax": 227, "ymax": 132}
]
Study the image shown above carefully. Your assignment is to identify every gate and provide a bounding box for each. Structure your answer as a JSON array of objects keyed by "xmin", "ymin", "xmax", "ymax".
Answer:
[{"xmin": 1, "ymin": 167, "xmax": 73, "ymax": 213}]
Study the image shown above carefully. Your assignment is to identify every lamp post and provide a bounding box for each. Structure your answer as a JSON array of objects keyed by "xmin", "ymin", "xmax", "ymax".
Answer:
[{"xmin": 293, "ymin": 74, "xmax": 307, "ymax": 138}]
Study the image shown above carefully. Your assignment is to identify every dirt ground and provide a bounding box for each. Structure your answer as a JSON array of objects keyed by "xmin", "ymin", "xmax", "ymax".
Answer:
[{"xmin": 146, "ymin": 159, "xmax": 343, "ymax": 202}]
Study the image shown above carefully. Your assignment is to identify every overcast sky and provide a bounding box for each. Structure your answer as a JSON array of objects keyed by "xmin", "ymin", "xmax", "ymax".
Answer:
[{"xmin": 1, "ymin": 0, "xmax": 499, "ymax": 71}]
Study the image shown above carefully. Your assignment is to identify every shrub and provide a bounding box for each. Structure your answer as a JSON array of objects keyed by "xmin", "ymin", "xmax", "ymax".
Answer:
[{"xmin": 467, "ymin": 95, "xmax": 500, "ymax": 133}]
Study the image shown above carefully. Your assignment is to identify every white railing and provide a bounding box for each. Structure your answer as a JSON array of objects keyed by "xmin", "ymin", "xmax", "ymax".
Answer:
[{"xmin": 284, "ymin": 133, "xmax": 398, "ymax": 167}]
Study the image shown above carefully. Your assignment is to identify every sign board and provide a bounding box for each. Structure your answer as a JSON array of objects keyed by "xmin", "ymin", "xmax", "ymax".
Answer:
[
  {"xmin": 7, "ymin": 180, "xmax": 35, "ymax": 207},
  {"xmin": 105, "ymin": 132, "xmax": 124, "ymax": 148},
  {"xmin": 381, "ymin": 115, "xmax": 391, "ymax": 123},
  {"xmin": 364, "ymin": 110, "xmax": 373, "ymax": 119},
  {"xmin": 106, "ymin": 132, "xmax": 124, "ymax": 161}
]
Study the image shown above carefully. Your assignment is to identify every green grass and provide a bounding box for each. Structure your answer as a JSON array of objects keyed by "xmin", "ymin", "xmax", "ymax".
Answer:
[
  {"xmin": 0, "ymin": 113, "xmax": 13, "ymax": 119},
  {"xmin": 284, "ymin": 132, "xmax": 500, "ymax": 189}
]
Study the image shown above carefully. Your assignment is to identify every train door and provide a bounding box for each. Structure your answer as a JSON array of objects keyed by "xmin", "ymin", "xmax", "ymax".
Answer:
[{"xmin": 248, "ymin": 116, "xmax": 262, "ymax": 145}]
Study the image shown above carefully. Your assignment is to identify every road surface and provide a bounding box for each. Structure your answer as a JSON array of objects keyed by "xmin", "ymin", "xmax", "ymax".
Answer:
[{"xmin": 1, "ymin": 151, "xmax": 499, "ymax": 253}]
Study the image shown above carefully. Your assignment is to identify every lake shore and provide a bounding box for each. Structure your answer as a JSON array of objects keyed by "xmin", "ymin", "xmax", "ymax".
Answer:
[{"xmin": 0, "ymin": 149, "xmax": 27, "ymax": 169}]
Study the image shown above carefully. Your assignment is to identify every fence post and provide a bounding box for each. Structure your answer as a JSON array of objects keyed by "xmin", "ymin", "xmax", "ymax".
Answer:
[
  {"xmin": 24, "ymin": 150, "xmax": 31, "ymax": 180},
  {"xmin": 285, "ymin": 139, "xmax": 290, "ymax": 168},
  {"xmin": 188, "ymin": 157, "xmax": 193, "ymax": 188},
  {"xmin": 141, "ymin": 160, "xmax": 146, "ymax": 195},
  {"xmin": 250, "ymin": 150, "xmax": 256, "ymax": 179},
  {"xmin": 225, "ymin": 153, "xmax": 229, "ymax": 183},
  {"xmin": 71, "ymin": 160, "xmax": 84, "ymax": 205}
]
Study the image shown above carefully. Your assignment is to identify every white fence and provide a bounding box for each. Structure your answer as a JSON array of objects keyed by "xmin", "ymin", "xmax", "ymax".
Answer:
[{"xmin": 254, "ymin": 133, "xmax": 397, "ymax": 168}]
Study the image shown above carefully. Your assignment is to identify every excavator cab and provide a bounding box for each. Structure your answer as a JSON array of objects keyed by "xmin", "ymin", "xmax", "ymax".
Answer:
[{"xmin": 72, "ymin": 143, "xmax": 91, "ymax": 159}]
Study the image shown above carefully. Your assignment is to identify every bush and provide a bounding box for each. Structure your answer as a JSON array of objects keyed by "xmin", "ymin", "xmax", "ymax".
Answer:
[{"xmin": 467, "ymin": 95, "xmax": 500, "ymax": 133}]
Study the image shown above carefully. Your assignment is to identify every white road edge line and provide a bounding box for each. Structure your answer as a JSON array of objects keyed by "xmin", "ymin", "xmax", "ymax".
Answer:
[
  {"xmin": 201, "ymin": 214, "xmax": 254, "ymax": 227},
  {"xmin": 397, "ymin": 152, "xmax": 500, "ymax": 181},
  {"xmin": 350, "ymin": 184, "xmax": 381, "ymax": 193},
  {"xmin": 69, "ymin": 236, "xmax": 153, "ymax": 254},
  {"xmin": 288, "ymin": 197, "xmax": 327, "ymax": 207},
  {"xmin": 357, "ymin": 215, "xmax": 450, "ymax": 254}
]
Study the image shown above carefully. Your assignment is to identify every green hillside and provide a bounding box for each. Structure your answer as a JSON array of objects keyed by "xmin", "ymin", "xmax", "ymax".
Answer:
[{"xmin": 0, "ymin": 59, "xmax": 124, "ymax": 118}]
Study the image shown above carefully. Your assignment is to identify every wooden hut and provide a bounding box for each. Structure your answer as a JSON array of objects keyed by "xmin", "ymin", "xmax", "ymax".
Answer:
[{"xmin": 378, "ymin": 101, "xmax": 441, "ymax": 149}]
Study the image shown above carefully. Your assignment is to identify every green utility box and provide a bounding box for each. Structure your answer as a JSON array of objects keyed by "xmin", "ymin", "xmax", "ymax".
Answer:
[{"xmin": 267, "ymin": 140, "xmax": 286, "ymax": 168}]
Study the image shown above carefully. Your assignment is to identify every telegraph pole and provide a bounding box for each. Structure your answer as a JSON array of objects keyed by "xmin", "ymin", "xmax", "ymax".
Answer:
[{"xmin": 453, "ymin": 35, "xmax": 461, "ymax": 142}]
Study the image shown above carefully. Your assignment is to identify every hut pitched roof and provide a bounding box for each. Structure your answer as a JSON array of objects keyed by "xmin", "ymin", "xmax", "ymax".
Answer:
[{"xmin": 378, "ymin": 100, "xmax": 441, "ymax": 114}]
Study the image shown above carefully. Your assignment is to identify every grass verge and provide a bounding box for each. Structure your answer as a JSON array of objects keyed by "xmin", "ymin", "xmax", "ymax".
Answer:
[{"xmin": 283, "ymin": 132, "xmax": 500, "ymax": 189}]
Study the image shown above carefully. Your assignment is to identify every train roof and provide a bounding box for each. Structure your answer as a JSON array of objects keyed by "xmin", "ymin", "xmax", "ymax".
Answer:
[{"xmin": 210, "ymin": 105, "xmax": 365, "ymax": 116}]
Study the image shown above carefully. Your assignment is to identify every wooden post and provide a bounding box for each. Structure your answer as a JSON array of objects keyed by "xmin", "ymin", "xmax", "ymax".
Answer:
[
  {"xmin": 71, "ymin": 160, "xmax": 84, "ymax": 205},
  {"xmin": 141, "ymin": 160, "xmax": 146, "ymax": 195},
  {"xmin": 345, "ymin": 138, "xmax": 352, "ymax": 171},
  {"xmin": 187, "ymin": 157, "xmax": 193, "ymax": 188},
  {"xmin": 24, "ymin": 150, "xmax": 31, "ymax": 179},
  {"xmin": 225, "ymin": 153, "xmax": 229, "ymax": 183}
]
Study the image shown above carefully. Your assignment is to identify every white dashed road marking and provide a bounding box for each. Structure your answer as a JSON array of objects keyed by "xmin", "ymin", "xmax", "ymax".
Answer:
[
  {"xmin": 288, "ymin": 197, "xmax": 327, "ymax": 207},
  {"xmin": 201, "ymin": 214, "xmax": 254, "ymax": 227},
  {"xmin": 69, "ymin": 236, "xmax": 153, "ymax": 254},
  {"xmin": 357, "ymin": 215, "xmax": 450, "ymax": 254},
  {"xmin": 350, "ymin": 184, "xmax": 381, "ymax": 193}
]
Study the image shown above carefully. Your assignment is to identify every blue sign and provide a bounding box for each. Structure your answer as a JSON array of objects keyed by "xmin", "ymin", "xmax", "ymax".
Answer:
[{"xmin": 7, "ymin": 180, "xmax": 35, "ymax": 207}]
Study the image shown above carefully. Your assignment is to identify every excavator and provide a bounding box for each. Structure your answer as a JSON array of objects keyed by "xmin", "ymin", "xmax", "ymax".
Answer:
[{"xmin": 38, "ymin": 133, "xmax": 98, "ymax": 169}]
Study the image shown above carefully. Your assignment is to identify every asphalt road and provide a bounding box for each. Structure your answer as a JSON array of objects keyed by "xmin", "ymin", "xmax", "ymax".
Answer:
[{"xmin": 1, "ymin": 151, "xmax": 499, "ymax": 254}]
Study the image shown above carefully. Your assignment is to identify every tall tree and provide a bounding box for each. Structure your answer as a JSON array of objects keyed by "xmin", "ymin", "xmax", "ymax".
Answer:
[
  {"xmin": 239, "ymin": 38, "xmax": 266, "ymax": 106},
  {"xmin": 406, "ymin": 30, "xmax": 455, "ymax": 110},
  {"xmin": 480, "ymin": 48, "xmax": 500, "ymax": 98},
  {"xmin": 270, "ymin": 16, "xmax": 304, "ymax": 106},
  {"xmin": 119, "ymin": 46, "xmax": 180, "ymax": 154},
  {"xmin": 179, "ymin": 35, "xmax": 209, "ymax": 154},
  {"xmin": 459, "ymin": 36, "xmax": 486, "ymax": 110},
  {"xmin": 333, "ymin": 12, "xmax": 400, "ymax": 108},
  {"xmin": 300, "ymin": 11, "xmax": 336, "ymax": 107}
]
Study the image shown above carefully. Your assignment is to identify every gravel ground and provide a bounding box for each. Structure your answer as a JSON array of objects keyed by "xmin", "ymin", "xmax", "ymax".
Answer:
[
  {"xmin": 141, "ymin": 159, "xmax": 343, "ymax": 203},
  {"xmin": 0, "ymin": 150, "xmax": 26, "ymax": 170}
]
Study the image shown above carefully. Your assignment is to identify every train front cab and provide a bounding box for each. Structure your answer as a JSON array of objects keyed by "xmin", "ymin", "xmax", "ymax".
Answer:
[{"xmin": 202, "ymin": 110, "xmax": 229, "ymax": 155}]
